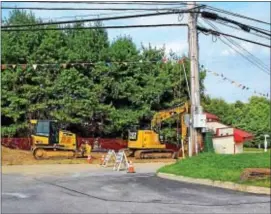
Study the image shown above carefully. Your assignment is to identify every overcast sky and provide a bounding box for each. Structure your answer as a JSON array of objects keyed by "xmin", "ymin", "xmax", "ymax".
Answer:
[{"xmin": 2, "ymin": 1, "xmax": 270, "ymax": 103}]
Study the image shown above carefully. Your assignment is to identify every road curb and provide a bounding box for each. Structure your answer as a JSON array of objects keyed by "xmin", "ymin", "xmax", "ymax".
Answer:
[{"xmin": 157, "ymin": 172, "xmax": 271, "ymax": 195}]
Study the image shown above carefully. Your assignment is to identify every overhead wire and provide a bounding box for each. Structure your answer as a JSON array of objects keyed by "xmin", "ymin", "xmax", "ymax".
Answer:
[
  {"xmin": 1, "ymin": 8, "xmax": 200, "ymax": 28},
  {"xmin": 1, "ymin": 23, "xmax": 188, "ymax": 32},
  {"xmin": 191, "ymin": 52, "xmax": 269, "ymax": 97},
  {"xmin": 1, "ymin": 6, "xmax": 187, "ymax": 11},
  {"xmin": 197, "ymin": 25, "xmax": 271, "ymax": 48},
  {"xmin": 3, "ymin": 1, "xmax": 188, "ymax": 6},
  {"xmin": 199, "ymin": 19, "xmax": 270, "ymax": 76},
  {"xmin": 2, "ymin": 1, "xmax": 269, "ymax": 98},
  {"xmin": 31, "ymin": 2, "xmax": 269, "ymax": 27},
  {"xmin": 36, "ymin": 9, "xmax": 170, "ymax": 21},
  {"xmin": 212, "ymin": 20, "xmax": 270, "ymax": 41},
  {"xmin": 203, "ymin": 19, "xmax": 270, "ymax": 75},
  {"xmin": 206, "ymin": 5, "xmax": 271, "ymax": 26},
  {"xmin": 4, "ymin": 5, "xmax": 184, "ymax": 22},
  {"xmin": 200, "ymin": 11, "xmax": 271, "ymax": 37}
]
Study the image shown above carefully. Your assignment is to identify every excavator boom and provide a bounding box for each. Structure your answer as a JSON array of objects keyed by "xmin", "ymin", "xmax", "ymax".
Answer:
[{"xmin": 151, "ymin": 102, "xmax": 190, "ymax": 128}]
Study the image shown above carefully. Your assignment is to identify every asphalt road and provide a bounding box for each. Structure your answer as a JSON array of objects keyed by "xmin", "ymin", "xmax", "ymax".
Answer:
[{"xmin": 2, "ymin": 164, "xmax": 270, "ymax": 214}]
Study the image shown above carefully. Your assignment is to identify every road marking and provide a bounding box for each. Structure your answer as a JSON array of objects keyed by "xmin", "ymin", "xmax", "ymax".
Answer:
[
  {"xmin": 71, "ymin": 173, "xmax": 81, "ymax": 178},
  {"xmin": 2, "ymin": 192, "xmax": 29, "ymax": 199},
  {"xmin": 101, "ymin": 185, "xmax": 119, "ymax": 193}
]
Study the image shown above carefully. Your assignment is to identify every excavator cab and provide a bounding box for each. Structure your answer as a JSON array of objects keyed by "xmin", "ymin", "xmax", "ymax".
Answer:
[{"xmin": 128, "ymin": 125, "xmax": 166, "ymax": 149}]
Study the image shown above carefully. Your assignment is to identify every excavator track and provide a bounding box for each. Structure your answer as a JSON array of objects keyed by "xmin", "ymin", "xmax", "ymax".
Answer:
[
  {"xmin": 33, "ymin": 147, "xmax": 76, "ymax": 160},
  {"xmin": 134, "ymin": 149, "xmax": 175, "ymax": 159}
]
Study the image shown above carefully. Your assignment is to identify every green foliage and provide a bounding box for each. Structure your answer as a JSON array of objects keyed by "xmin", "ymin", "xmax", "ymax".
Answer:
[
  {"xmin": 203, "ymin": 96, "xmax": 271, "ymax": 147},
  {"xmin": 1, "ymin": 10, "xmax": 206, "ymax": 138},
  {"xmin": 2, "ymin": 10, "xmax": 269, "ymax": 143},
  {"xmin": 158, "ymin": 152, "xmax": 271, "ymax": 187}
]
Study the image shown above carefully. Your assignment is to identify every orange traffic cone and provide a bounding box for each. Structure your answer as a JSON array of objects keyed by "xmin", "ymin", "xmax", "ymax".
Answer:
[
  {"xmin": 87, "ymin": 155, "xmax": 92, "ymax": 164},
  {"xmin": 100, "ymin": 155, "xmax": 105, "ymax": 165},
  {"xmin": 127, "ymin": 161, "xmax": 135, "ymax": 173}
]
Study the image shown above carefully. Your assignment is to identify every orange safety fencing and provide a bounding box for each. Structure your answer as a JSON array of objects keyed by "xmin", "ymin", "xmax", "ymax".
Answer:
[
  {"xmin": 1, "ymin": 137, "xmax": 180, "ymax": 152},
  {"xmin": 1, "ymin": 137, "xmax": 128, "ymax": 151},
  {"xmin": 77, "ymin": 137, "xmax": 128, "ymax": 151},
  {"xmin": 1, "ymin": 138, "xmax": 32, "ymax": 150}
]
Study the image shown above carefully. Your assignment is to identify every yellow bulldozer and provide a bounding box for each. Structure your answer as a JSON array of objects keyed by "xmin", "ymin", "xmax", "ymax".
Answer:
[
  {"xmin": 30, "ymin": 119, "xmax": 84, "ymax": 159},
  {"xmin": 127, "ymin": 102, "xmax": 190, "ymax": 159}
]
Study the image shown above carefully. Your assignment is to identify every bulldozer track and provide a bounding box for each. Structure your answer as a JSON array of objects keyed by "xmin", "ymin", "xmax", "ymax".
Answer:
[
  {"xmin": 134, "ymin": 150, "xmax": 175, "ymax": 159},
  {"xmin": 33, "ymin": 147, "xmax": 76, "ymax": 160}
]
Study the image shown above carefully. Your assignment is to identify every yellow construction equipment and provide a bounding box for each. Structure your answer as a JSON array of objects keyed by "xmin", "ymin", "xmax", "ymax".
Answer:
[
  {"xmin": 127, "ymin": 102, "xmax": 190, "ymax": 159},
  {"xmin": 30, "ymin": 120, "xmax": 81, "ymax": 159}
]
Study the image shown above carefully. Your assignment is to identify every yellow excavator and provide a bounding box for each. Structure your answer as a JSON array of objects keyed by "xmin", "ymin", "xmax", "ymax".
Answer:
[
  {"xmin": 30, "ymin": 120, "xmax": 82, "ymax": 159},
  {"xmin": 127, "ymin": 102, "xmax": 190, "ymax": 159}
]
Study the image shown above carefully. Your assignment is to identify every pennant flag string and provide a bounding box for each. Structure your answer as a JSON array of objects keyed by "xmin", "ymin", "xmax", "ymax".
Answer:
[
  {"xmin": 32, "ymin": 64, "xmax": 37, "ymax": 70},
  {"xmin": 1, "ymin": 59, "xmax": 172, "ymax": 70},
  {"xmin": 206, "ymin": 67, "xmax": 269, "ymax": 98},
  {"xmin": 1, "ymin": 58, "xmax": 269, "ymax": 98}
]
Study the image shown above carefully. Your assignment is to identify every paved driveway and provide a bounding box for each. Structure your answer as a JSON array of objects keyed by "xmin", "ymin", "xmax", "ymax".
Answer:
[{"xmin": 2, "ymin": 164, "xmax": 270, "ymax": 213}]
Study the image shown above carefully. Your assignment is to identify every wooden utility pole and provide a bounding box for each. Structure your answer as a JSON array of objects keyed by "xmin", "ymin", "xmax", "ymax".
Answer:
[{"xmin": 188, "ymin": 2, "xmax": 201, "ymax": 156}]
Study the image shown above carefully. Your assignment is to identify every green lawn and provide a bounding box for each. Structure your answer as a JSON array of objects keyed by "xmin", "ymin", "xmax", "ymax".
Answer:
[
  {"xmin": 244, "ymin": 147, "xmax": 271, "ymax": 153},
  {"xmin": 158, "ymin": 152, "xmax": 271, "ymax": 188}
]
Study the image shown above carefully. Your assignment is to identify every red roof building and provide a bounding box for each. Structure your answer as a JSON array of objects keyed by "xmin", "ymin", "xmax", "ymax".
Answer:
[
  {"xmin": 205, "ymin": 112, "xmax": 219, "ymax": 122},
  {"xmin": 234, "ymin": 128, "xmax": 254, "ymax": 143},
  {"xmin": 204, "ymin": 112, "xmax": 254, "ymax": 144}
]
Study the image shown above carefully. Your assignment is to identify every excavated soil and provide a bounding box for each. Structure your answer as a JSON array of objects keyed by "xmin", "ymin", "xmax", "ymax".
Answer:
[{"xmin": 1, "ymin": 146, "xmax": 175, "ymax": 166}]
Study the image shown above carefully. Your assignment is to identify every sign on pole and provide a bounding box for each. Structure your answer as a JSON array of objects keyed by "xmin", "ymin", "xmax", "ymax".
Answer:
[
  {"xmin": 101, "ymin": 150, "xmax": 117, "ymax": 167},
  {"xmin": 113, "ymin": 150, "xmax": 129, "ymax": 171},
  {"xmin": 264, "ymin": 134, "xmax": 270, "ymax": 152}
]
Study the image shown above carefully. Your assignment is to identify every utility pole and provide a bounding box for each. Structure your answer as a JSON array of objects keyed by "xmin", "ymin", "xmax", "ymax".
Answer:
[{"xmin": 188, "ymin": 2, "xmax": 202, "ymax": 156}]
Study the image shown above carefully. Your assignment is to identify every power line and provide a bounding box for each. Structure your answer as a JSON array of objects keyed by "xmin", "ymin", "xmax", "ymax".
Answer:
[
  {"xmin": 1, "ymin": 8, "xmax": 199, "ymax": 29},
  {"xmin": 1, "ymin": 6, "xmax": 186, "ymax": 11},
  {"xmin": 206, "ymin": 5, "xmax": 271, "ymax": 26},
  {"xmin": 201, "ymin": 11, "xmax": 271, "ymax": 37},
  {"xmin": 3, "ymin": 1, "xmax": 188, "ymax": 5},
  {"xmin": 200, "ymin": 21, "xmax": 270, "ymax": 76},
  {"xmin": 197, "ymin": 26, "xmax": 271, "ymax": 48},
  {"xmin": 39, "ymin": 11, "xmax": 150, "ymax": 21},
  {"xmin": 1, "ymin": 23, "xmax": 188, "ymax": 32},
  {"xmin": 212, "ymin": 20, "xmax": 270, "ymax": 41},
  {"xmin": 201, "ymin": 20, "xmax": 270, "ymax": 75},
  {"xmin": 204, "ymin": 20, "xmax": 270, "ymax": 72}
]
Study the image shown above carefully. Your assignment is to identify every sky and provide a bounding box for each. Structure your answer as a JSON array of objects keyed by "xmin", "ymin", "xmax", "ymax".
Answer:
[{"xmin": 1, "ymin": 1, "xmax": 270, "ymax": 103}]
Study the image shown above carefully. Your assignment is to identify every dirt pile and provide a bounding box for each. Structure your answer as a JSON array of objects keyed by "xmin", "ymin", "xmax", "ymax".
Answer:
[
  {"xmin": 240, "ymin": 168, "xmax": 271, "ymax": 181},
  {"xmin": 2, "ymin": 146, "xmax": 35, "ymax": 165},
  {"xmin": 1, "ymin": 147, "xmax": 97, "ymax": 165}
]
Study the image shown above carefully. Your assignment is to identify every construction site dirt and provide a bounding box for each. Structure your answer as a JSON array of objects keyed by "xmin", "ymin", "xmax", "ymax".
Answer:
[{"xmin": 2, "ymin": 146, "xmax": 176, "ymax": 166}]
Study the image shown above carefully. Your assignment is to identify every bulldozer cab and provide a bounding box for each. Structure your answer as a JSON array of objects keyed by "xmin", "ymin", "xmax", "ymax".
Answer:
[{"xmin": 32, "ymin": 120, "xmax": 59, "ymax": 145}]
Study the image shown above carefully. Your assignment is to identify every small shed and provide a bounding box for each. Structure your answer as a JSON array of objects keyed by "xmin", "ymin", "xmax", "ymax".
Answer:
[{"xmin": 204, "ymin": 113, "xmax": 253, "ymax": 154}]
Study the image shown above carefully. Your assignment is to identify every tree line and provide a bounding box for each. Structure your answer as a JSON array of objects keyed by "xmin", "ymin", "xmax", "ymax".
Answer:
[{"xmin": 1, "ymin": 10, "xmax": 270, "ymax": 147}]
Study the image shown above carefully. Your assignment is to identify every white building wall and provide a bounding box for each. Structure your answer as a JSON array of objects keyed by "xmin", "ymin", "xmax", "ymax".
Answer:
[
  {"xmin": 206, "ymin": 122, "xmax": 228, "ymax": 134},
  {"xmin": 213, "ymin": 136, "xmax": 235, "ymax": 154},
  {"xmin": 206, "ymin": 121, "xmax": 244, "ymax": 154},
  {"xmin": 235, "ymin": 143, "xmax": 243, "ymax": 154},
  {"xmin": 217, "ymin": 127, "xmax": 234, "ymax": 136}
]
